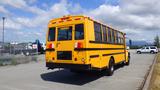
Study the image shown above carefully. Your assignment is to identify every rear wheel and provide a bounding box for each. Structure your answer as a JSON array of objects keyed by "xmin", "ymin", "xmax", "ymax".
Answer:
[
  {"xmin": 126, "ymin": 54, "xmax": 130, "ymax": 66},
  {"xmin": 107, "ymin": 58, "xmax": 114, "ymax": 76},
  {"xmin": 137, "ymin": 51, "xmax": 141, "ymax": 54},
  {"xmin": 150, "ymin": 51, "xmax": 155, "ymax": 54}
]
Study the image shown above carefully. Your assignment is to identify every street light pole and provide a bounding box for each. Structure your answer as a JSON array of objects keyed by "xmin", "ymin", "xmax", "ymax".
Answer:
[
  {"xmin": 2, "ymin": 17, "xmax": 5, "ymax": 55},
  {"xmin": 2, "ymin": 17, "xmax": 5, "ymax": 45}
]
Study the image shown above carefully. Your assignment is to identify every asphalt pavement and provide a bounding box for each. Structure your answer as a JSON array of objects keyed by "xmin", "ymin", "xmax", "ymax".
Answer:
[{"xmin": 0, "ymin": 50, "xmax": 155, "ymax": 90}]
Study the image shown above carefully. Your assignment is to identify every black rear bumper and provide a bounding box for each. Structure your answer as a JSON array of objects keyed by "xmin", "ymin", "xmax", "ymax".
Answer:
[{"xmin": 46, "ymin": 62, "xmax": 91, "ymax": 70}]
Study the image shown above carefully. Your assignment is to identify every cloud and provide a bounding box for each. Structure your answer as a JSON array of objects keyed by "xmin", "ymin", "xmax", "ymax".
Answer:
[
  {"xmin": 121, "ymin": 0, "xmax": 160, "ymax": 15},
  {"xmin": 87, "ymin": 4, "xmax": 160, "ymax": 31},
  {"xmin": 14, "ymin": 0, "xmax": 69, "ymax": 29},
  {"xmin": 0, "ymin": 0, "xmax": 27, "ymax": 8},
  {"xmin": 25, "ymin": 0, "xmax": 37, "ymax": 4},
  {"xmin": 0, "ymin": 6, "xmax": 10, "ymax": 14},
  {"xmin": 86, "ymin": 0, "xmax": 160, "ymax": 41},
  {"xmin": 0, "ymin": 0, "xmax": 160, "ymax": 42},
  {"xmin": 0, "ymin": 0, "xmax": 71, "ymax": 42},
  {"xmin": 0, "ymin": 18, "xmax": 22, "ymax": 30},
  {"xmin": 0, "ymin": 0, "xmax": 45, "ymax": 15}
]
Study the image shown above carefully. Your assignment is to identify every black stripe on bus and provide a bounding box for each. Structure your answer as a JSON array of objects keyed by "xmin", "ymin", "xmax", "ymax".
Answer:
[
  {"xmin": 45, "ymin": 48, "xmax": 55, "ymax": 51},
  {"xmin": 90, "ymin": 55, "xmax": 99, "ymax": 58},
  {"xmin": 102, "ymin": 52, "xmax": 125, "ymax": 56},
  {"xmin": 46, "ymin": 48, "xmax": 124, "ymax": 51},
  {"xmin": 89, "ymin": 41, "xmax": 124, "ymax": 45},
  {"xmin": 74, "ymin": 48, "xmax": 124, "ymax": 51}
]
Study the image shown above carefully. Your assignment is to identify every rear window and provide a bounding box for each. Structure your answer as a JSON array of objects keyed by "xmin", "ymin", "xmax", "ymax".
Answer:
[
  {"xmin": 75, "ymin": 24, "xmax": 84, "ymax": 40},
  {"xmin": 48, "ymin": 27, "xmax": 55, "ymax": 41},
  {"xmin": 58, "ymin": 27, "xmax": 72, "ymax": 41}
]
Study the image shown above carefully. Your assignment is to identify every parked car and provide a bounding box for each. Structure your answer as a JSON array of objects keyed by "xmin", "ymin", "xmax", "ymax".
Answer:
[{"xmin": 136, "ymin": 46, "xmax": 158, "ymax": 54}]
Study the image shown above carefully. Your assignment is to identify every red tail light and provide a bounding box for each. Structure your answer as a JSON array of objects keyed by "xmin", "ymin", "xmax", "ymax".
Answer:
[
  {"xmin": 48, "ymin": 43, "xmax": 54, "ymax": 49},
  {"xmin": 75, "ymin": 42, "xmax": 83, "ymax": 48}
]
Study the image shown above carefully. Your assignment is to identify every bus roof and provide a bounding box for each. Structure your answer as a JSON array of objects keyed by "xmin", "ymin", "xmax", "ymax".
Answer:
[{"xmin": 49, "ymin": 15, "xmax": 124, "ymax": 34}]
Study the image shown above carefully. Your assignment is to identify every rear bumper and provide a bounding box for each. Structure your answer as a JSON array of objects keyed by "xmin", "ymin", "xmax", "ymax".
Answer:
[{"xmin": 46, "ymin": 62, "xmax": 91, "ymax": 70}]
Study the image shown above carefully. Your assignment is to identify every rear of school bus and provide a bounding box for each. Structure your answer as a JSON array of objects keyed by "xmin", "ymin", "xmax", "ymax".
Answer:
[
  {"xmin": 45, "ymin": 15, "xmax": 130, "ymax": 74},
  {"xmin": 45, "ymin": 15, "xmax": 91, "ymax": 70}
]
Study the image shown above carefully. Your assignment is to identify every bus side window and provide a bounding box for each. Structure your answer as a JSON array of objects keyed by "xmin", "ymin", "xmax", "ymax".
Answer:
[
  {"xmin": 121, "ymin": 33, "xmax": 124, "ymax": 44},
  {"xmin": 118, "ymin": 32, "xmax": 124, "ymax": 44},
  {"xmin": 102, "ymin": 25, "xmax": 107, "ymax": 42},
  {"xmin": 118, "ymin": 32, "xmax": 121, "ymax": 44},
  {"xmin": 108, "ymin": 27, "xmax": 112, "ymax": 43},
  {"xmin": 48, "ymin": 27, "xmax": 55, "ymax": 41},
  {"xmin": 111, "ymin": 29, "xmax": 115, "ymax": 43},
  {"xmin": 94, "ymin": 22, "xmax": 102, "ymax": 41},
  {"xmin": 115, "ymin": 31, "xmax": 118, "ymax": 44},
  {"xmin": 75, "ymin": 24, "xmax": 84, "ymax": 40}
]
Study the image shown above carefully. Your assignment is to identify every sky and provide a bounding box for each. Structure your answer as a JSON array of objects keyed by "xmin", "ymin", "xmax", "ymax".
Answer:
[{"xmin": 0, "ymin": 0, "xmax": 160, "ymax": 43}]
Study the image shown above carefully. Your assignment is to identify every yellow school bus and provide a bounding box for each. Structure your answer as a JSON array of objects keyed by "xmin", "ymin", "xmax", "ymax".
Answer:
[{"xmin": 45, "ymin": 15, "xmax": 130, "ymax": 76}]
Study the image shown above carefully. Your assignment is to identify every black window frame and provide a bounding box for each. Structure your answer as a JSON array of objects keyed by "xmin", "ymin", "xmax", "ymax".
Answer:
[
  {"xmin": 94, "ymin": 22, "xmax": 102, "ymax": 41},
  {"xmin": 48, "ymin": 27, "xmax": 55, "ymax": 41},
  {"xmin": 75, "ymin": 24, "xmax": 84, "ymax": 40}
]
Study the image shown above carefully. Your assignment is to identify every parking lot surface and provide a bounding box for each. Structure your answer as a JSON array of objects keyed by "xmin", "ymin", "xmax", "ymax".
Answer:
[{"xmin": 0, "ymin": 50, "xmax": 155, "ymax": 90}]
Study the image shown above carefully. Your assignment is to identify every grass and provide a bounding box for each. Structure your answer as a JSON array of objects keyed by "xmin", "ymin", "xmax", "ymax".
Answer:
[
  {"xmin": 149, "ymin": 53, "xmax": 160, "ymax": 90},
  {"xmin": 0, "ymin": 55, "xmax": 38, "ymax": 66}
]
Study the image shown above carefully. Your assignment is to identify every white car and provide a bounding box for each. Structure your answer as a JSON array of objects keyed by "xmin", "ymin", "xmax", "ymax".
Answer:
[{"xmin": 137, "ymin": 46, "xmax": 158, "ymax": 54}]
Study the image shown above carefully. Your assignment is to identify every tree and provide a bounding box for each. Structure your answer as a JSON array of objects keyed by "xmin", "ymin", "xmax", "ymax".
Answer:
[{"xmin": 154, "ymin": 35, "xmax": 160, "ymax": 48}]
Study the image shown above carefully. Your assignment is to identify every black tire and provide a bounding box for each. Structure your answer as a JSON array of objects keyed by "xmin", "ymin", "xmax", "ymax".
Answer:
[
  {"xmin": 150, "ymin": 51, "xmax": 155, "ymax": 54},
  {"xmin": 126, "ymin": 55, "xmax": 130, "ymax": 66},
  {"xmin": 137, "ymin": 51, "xmax": 141, "ymax": 54},
  {"xmin": 107, "ymin": 58, "xmax": 114, "ymax": 76},
  {"xmin": 25, "ymin": 52, "xmax": 30, "ymax": 56}
]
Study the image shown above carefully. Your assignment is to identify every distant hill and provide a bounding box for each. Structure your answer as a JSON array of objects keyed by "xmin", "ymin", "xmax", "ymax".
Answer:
[{"xmin": 126, "ymin": 40, "xmax": 153, "ymax": 46}]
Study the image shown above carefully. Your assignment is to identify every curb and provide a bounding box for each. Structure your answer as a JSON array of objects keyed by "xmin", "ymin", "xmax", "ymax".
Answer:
[{"xmin": 139, "ymin": 54, "xmax": 158, "ymax": 90}]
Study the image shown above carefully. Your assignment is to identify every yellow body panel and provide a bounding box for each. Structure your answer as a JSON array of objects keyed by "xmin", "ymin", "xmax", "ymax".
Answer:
[{"xmin": 46, "ymin": 15, "xmax": 128, "ymax": 70}]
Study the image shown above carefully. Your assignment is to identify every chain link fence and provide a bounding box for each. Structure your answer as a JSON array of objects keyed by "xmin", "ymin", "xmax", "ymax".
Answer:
[{"xmin": 0, "ymin": 42, "xmax": 45, "ymax": 66}]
